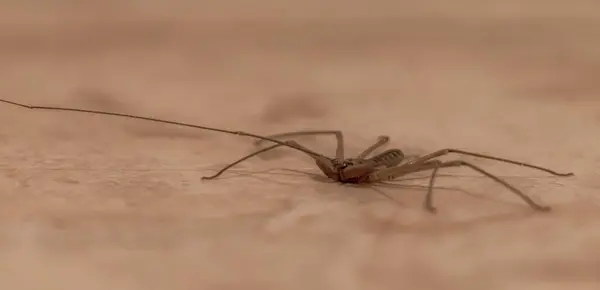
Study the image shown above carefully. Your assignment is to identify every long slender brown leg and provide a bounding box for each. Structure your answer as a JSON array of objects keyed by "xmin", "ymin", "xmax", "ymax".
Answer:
[
  {"xmin": 253, "ymin": 130, "xmax": 345, "ymax": 160},
  {"xmin": 356, "ymin": 136, "xmax": 390, "ymax": 159},
  {"xmin": 0, "ymin": 99, "xmax": 328, "ymax": 160},
  {"xmin": 371, "ymin": 160, "xmax": 444, "ymax": 212},
  {"xmin": 371, "ymin": 159, "xmax": 552, "ymax": 212},
  {"xmin": 424, "ymin": 160, "xmax": 443, "ymax": 213},
  {"xmin": 201, "ymin": 140, "xmax": 320, "ymax": 180},
  {"xmin": 202, "ymin": 143, "xmax": 283, "ymax": 180},
  {"xmin": 415, "ymin": 160, "xmax": 551, "ymax": 212},
  {"xmin": 405, "ymin": 148, "xmax": 574, "ymax": 176}
]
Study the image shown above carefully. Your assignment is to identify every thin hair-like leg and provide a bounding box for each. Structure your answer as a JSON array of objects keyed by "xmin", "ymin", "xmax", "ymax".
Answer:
[
  {"xmin": 424, "ymin": 160, "xmax": 443, "ymax": 213},
  {"xmin": 253, "ymin": 130, "xmax": 345, "ymax": 160},
  {"xmin": 0, "ymin": 98, "xmax": 329, "ymax": 160},
  {"xmin": 412, "ymin": 159, "xmax": 551, "ymax": 212},
  {"xmin": 372, "ymin": 159, "xmax": 553, "ymax": 212},
  {"xmin": 405, "ymin": 148, "xmax": 574, "ymax": 176},
  {"xmin": 370, "ymin": 160, "xmax": 443, "ymax": 212},
  {"xmin": 356, "ymin": 135, "xmax": 390, "ymax": 159},
  {"xmin": 202, "ymin": 140, "xmax": 319, "ymax": 180}
]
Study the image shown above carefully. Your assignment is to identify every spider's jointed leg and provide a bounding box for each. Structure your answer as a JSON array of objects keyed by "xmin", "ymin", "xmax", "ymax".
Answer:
[
  {"xmin": 406, "ymin": 148, "xmax": 574, "ymax": 176},
  {"xmin": 201, "ymin": 140, "xmax": 336, "ymax": 180},
  {"xmin": 253, "ymin": 130, "xmax": 346, "ymax": 160},
  {"xmin": 203, "ymin": 133, "xmax": 397, "ymax": 182},
  {"xmin": 371, "ymin": 158, "xmax": 554, "ymax": 213},
  {"xmin": 0, "ymin": 98, "xmax": 330, "ymax": 160},
  {"xmin": 356, "ymin": 135, "xmax": 390, "ymax": 160}
]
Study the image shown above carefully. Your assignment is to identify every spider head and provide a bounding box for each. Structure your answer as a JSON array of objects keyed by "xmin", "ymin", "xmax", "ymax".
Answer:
[
  {"xmin": 331, "ymin": 158, "xmax": 356, "ymax": 171},
  {"xmin": 332, "ymin": 158, "xmax": 374, "ymax": 183}
]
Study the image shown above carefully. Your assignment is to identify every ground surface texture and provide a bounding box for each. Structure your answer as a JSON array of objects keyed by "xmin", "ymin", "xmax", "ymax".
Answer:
[{"xmin": 1, "ymin": 1, "xmax": 600, "ymax": 289}]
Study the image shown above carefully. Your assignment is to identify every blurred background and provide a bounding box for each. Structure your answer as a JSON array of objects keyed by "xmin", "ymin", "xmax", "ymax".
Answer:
[{"xmin": 1, "ymin": 1, "xmax": 599, "ymax": 290}]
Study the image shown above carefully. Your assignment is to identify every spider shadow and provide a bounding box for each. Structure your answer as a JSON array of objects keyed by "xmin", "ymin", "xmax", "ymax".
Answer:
[
  {"xmin": 372, "ymin": 208, "xmax": 545, "ymax": 235},
  {"xmin": 202, "ymin": 167, "xmax": 322, "ymax": 186},
  {"xmin": 341, "ymin": 175, "xmax": 522, "ymax": 208},
  {"xmin": 205, "ymin": 167, "xmax": 522, "ymax": 208},
  {"xmin": 203, "ymin": 167, "xmax": 568, "ymax": 229}
]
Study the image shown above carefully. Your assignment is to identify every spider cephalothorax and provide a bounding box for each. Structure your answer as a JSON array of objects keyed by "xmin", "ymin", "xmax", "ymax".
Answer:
[
  {"xmin": 315, "ymin": 150, "xmax": 406, "ymax": 184},
  {"xmin": 331, "ymin": 158, "xmax": 374, "ymax": 183}
]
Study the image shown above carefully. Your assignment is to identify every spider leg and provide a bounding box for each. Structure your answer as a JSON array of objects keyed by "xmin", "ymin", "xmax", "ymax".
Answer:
[
  {"xmin": 253, "ymin": 130, "xmax": 345, "ymax": 160},
  {"xmin": 201, "ymin": 140, "xmax": 325, "ymax": 180},
  {"xmin": 356, "ymin": 135, "xmax": 390, "ymax": 159},
  {"xmin": 403, "ymin": 148, "xmax": 573, "ymax": 176},
  {"xmin": 370, "ymin": 159, "xmax": 552, "ymax": 213}
]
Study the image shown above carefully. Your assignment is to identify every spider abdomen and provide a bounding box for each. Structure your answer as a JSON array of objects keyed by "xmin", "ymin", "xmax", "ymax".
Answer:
[{"xmin": 368, "ymin": 149, "xmax": 405, "ymax": 168}]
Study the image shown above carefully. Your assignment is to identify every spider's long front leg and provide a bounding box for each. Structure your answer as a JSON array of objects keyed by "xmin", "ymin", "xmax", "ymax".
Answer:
[
  {"xmin": 253, "ymin": 130, "xmax": 345, "ymax": 160},
  {"xmin": 201, "ymin": 140, "xmax": 330, "ymax": 180}
]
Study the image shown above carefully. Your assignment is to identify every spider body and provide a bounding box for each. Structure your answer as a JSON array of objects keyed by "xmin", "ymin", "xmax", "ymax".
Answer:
[
  {"xmin": 0, "ymin": 98, "xmax": 574, "ymax": 213},
  {"xmin": 314, "ymin": 149, "xmax": 405, "ymax": 184}
]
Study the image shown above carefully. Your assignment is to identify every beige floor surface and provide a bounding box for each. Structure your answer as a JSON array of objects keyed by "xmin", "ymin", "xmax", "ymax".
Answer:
[{"xmin": 1, "ymin": 1, "xmax": 600, "ymax": 289}]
